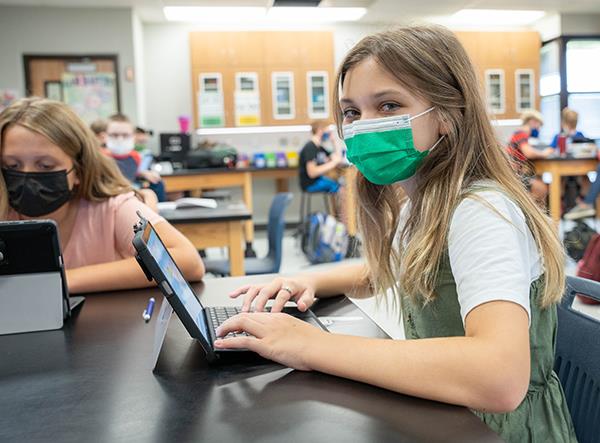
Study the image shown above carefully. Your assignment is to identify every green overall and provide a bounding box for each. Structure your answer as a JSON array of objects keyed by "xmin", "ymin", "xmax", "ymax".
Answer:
[{"xmin": 400, "ymin": 253, "xmax": 577, "ymax": 442}]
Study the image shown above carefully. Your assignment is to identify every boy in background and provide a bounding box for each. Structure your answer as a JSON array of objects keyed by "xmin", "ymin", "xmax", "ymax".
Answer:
[
  {"xmin": 506, "ymin": 110, "xmax": 554, "ymax": 206},
  {"xmin": 299, "ymin": 120, "xmax": 343, "ymax": 193},
  {"xmin": 550, "ymin": 108, "xmax": 585, "ymax": 149},
  {"xmin": 103, "ymin": 114, "xmax": 166, "ymax": 206}
]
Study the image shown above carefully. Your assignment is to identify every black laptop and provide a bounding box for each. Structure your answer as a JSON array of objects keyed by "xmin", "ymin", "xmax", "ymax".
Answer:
[{"xmin": 132, "ymin": 213, "xmax": 328, "ymax": 363}]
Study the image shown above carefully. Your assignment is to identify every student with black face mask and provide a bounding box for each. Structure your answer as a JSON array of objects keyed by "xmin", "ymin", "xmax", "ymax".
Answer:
[{"xmin": 0, "ymin": 98, "xmax": 204, "ymax": 293}]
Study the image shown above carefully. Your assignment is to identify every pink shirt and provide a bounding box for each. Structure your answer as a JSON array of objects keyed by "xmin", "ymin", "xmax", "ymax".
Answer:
[{"xmin": 8, "ymin": 192, "xmax": 164, "ymax": 269}]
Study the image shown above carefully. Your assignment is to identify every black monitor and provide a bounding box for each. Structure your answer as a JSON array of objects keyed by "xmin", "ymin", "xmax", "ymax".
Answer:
[{"xmin": 159, "ymin": 133, "xmax": 190, "ymax": 168}]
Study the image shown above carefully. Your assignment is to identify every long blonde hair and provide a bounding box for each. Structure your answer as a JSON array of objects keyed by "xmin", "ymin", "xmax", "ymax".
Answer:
[
  {"xmin": 333, "ymin": 25, "xmax": 565, "ymax": 308},
  {"xmin": 0, "ymin": 98, "xmax": 134, "ymax": 217}
]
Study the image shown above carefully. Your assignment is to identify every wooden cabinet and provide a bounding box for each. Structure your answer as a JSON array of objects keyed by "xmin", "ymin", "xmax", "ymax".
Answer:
[
  {"xmin": 455, "ymin": 31, "xmax": 541, "ymax": 119},
  {"xmin": 190, "ymin": 31, "xmax": 334, "ymax": 128},
  {"xmin": 190, "ymin": 32, "xmax": 264, "ymax": 69}
]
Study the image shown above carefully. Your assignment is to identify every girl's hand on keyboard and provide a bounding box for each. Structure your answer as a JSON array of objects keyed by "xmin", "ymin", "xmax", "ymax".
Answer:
[
  {"xmin": 214, "ymin": 312, "xmax": 325, "ymax": 370},
  {"xmin": 229, "ymin": 277, "xmax": 317, "ymax": 313}
]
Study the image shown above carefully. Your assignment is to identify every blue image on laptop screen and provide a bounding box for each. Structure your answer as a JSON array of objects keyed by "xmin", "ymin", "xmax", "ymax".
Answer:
[{"xmin": 146, "ymin": 227, "xmax": 209, "ymax": 340}]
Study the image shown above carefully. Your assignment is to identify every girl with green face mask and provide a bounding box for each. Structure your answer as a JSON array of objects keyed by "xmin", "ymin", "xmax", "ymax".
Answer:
[
  {"xmin": 343, "ymin": 107, "xmax": 444, "ymax": 185},
  {"xmin": 217, "ymin": 25, "xmax": 575, "ymax": 443}
]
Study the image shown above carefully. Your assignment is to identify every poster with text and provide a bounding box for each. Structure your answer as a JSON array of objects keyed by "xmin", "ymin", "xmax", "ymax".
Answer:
[
  {"xmin": 234, "ymin": 91, "xmax": 261, "ymax": 126},
  {"xmin": 199, "ymin": 74, "xmax": 225, "ymax": 127},
  {"xmin": 61, "ymin": 72, "xmax": 117, "ymax": 124}
]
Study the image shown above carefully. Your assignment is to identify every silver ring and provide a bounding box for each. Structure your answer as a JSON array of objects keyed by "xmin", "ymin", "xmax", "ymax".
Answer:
[{"xmin": 281, "ymin": 286, "xmax": 293, "ymax": 295}]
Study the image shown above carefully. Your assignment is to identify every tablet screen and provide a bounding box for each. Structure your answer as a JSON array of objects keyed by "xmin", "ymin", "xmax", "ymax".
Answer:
[{"xmin": 146, "ymin": 227, "xmax": 209, "ymax": 340}]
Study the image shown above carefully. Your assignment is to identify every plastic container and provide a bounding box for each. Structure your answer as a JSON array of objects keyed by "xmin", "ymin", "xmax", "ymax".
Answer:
[
  {"xmin": 286, "ymin": 151, "xmax": 299, "ymax": 168},
  {"xmin": 236, "ymin": 153, "xmax": 250, "ymax": 169},
  {"xmin": 178, "ymin": 115, "xmax": 190, "ymax": 134},
  {"xmin": 558, "ymin": 135, "xmax": 567, "ymax": 157},
  {"xmin": 265, "ymin": 153, "xmax": 277, "ymax": 168},
  {"xmin": 276, "ymin": 152, "xmax": 288, "ymax": 167},
  {"xmin": 253, "ymin": 153, "xmax": 266, "ymax": 168}
]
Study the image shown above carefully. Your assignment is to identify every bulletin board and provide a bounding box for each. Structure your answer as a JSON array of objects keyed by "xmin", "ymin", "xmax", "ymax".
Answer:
[{"xmin": 23, "ymin": 54, "xmax": 121, "ymax": 123}]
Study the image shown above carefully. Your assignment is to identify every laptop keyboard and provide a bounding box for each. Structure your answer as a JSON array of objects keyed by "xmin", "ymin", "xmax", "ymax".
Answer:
[{"xmin": 207, "ymin": 306, "xmax": 251, "ymax": 338}]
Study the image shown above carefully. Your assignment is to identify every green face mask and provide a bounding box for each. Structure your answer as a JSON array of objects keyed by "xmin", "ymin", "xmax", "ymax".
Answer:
[{"xmin": 343, "ymin": 107, "xmax": 444, "ymax": 185}]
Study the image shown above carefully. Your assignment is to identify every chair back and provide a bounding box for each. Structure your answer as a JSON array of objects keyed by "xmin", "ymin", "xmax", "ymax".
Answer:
[
  {"xmin": 266, "ymin": 193, "xmax": 293, "ymax": 272},
  {"xmin": 554, "ymin": 276, "xmax": 600, "ymax": 443}
]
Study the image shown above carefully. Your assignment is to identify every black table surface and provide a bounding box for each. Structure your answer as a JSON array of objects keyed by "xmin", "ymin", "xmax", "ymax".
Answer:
[
  {"xmin": 0, "ymin": 275, "xmax": 502, "ymax": 443},
  {"xmin": 159, "ymin": 202, "xmax": 251, "ymax": 224}
]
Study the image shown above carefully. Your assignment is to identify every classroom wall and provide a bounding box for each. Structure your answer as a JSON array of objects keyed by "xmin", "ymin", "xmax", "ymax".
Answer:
[
  {"xmin": 141, "ymin": 21, "xmax": 532, "ymax": 225},
  {"xmin": 142, "ymin": 22, "xmax": 382, "ymax": 225},
  {"xmin": 0, "ymin": 5, "xmax": 138, "ymax": 121},
  {"xmin": 561, "ymin": 13, "xmax": 600, "ymax": 36},
  {"xmin": 142, "ymin": 22, "xmax": 382, "ymax": 134},
  {"xmin": 132, "ymin": 11, "xmax": 147, "ymax": 126}
]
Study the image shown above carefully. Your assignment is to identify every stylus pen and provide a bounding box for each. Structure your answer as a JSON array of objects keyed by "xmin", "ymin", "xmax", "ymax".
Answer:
[{"xmin": 143, "ymin": 297, "xmax": 156, "ymax": 323}]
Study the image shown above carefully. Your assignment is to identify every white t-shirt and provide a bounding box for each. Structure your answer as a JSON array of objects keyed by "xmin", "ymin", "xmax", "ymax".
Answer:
[{"xmin": 399, "ymin": 186, "xmax": 541, "ymax": 325}]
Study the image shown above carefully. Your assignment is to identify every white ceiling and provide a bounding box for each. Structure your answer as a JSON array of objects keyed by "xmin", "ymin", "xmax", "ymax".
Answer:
[{"xmin": 0, "ymin": 0, "xmax": 599, "ymax": 23}]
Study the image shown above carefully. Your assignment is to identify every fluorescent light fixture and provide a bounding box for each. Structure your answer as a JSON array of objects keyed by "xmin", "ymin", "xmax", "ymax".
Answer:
[
  {"xmin": 164, "ymin": 6, "xmax": 366, "ymax": 23},
  {"xmin": 266, "ymin": 7, "xmax": 366, "ymax": 22},
  {"xmin": 197, "ymin": 125, "xmax": 312, "ymax": 136},
  {"xmin": 448, "ymin": 9, "xmax": 545, "ymax": 26},
  {"xmin": 164, "ymin": 6, "xmax": 267, "ymax": 22}
]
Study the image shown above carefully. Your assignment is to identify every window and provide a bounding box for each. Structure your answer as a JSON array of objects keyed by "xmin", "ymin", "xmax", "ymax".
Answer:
[
  {"xmin": 272, "ymin": 72, "xmax": 295, "ymax": 120},
  {"xmin": 566, "ymin": 40, "xmax": 600, "ymax": 93},
  {"xmin": 484, "ymin": 69, "xmax": 505, "ymax": 114},
  {"xmin": 539, "ymin": 94, "xmax": 561, "ymax": 144},
  {"xmin": 540, "ymin": 41, "xmax": 561, "ymax": 97},
  {"xmin": 307, "ymin": 71, "xmax": 329, "ymax": 119},
  {"xmin": 568, "ymin": 93, "xmax": 600, "ymax": 139},
  {"xmin": 515, "ymin": 69, "xmax": 535, "ymax": 112}
]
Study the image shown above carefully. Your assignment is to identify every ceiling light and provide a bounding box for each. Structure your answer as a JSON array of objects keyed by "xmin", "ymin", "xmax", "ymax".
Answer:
[
  {"xmin": 267, "ymin": 7, "xmax": 366, "ymax": 22},
  {"xmin": 448, "ymin": 9, "xmax": 545, "ymax": 26},
  {"xmin": 164, "ymin": 7, "xmax": 267, "ymax": 22}
]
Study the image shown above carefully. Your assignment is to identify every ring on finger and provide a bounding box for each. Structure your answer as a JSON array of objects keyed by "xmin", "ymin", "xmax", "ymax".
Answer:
[{"xmin": 281, "ymin": 285, "xmax": 293, "ymax": 295}]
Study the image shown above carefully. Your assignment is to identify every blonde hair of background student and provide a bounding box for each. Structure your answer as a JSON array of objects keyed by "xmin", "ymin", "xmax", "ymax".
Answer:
[
  {"xmin": 561, "ymin": 108, "xmax": 578, "ymax": 131},
  {"xmin": 214, "ymin": 25, "xmax": 571, "ymax": 438},
  {"xmin": 0, "ymin": 98, "xmax": 204, "ymax": 293}
]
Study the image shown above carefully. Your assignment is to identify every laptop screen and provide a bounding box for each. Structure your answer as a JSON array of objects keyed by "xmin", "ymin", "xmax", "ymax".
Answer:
[{"xmin": 146, "ymin": 227, "xmax": 209, "ymax": 340}]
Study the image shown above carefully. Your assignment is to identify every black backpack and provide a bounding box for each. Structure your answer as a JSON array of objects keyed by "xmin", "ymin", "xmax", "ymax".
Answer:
[{"xmin": 564, "ymin": 221, "xmax": 596, "ymax": 261}]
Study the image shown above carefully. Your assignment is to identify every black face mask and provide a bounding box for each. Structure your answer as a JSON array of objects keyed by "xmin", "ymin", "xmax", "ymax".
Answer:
[{"xmin": 2, "ymin": 168, "xmax": 75, "ymax": 217}]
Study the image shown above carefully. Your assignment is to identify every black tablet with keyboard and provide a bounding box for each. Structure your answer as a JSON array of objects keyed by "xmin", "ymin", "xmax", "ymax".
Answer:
[{"xmin": 132, "ymin": 213, "xmax": 327, "ymax": 363}]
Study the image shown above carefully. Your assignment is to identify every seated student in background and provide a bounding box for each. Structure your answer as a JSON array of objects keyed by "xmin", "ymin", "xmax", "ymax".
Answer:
[
  {"xmin": 299, "ymin": 120, "xmax": 343, "ymax": 193},
  {"xmin": 506, "ymin": 110, "xmax": 555, "ymax": 206},
  {"xmin": 90, "ymin": 118, "xmax": 107, "ymax": 146},
  {"xmin": 550, "ymin": 108, "xmax": 585, "ymax": 149},
  {"xmin": 134, "ymin": 126, "xmax": 152, "ymax": 152},
  {"xmin": 103, "ymin": 114, "xmax": 167, "ymax": 205},
  {"xmin": 0, "ymin": 98, "xmax": 204, "ymax": 293},
  {"xmin": 217, "ymin": 25, "xmax": 576, "ymax": 442},
  {"xmin": 549, "ymin": 108, "xmax": 590, "ymax": 217}
]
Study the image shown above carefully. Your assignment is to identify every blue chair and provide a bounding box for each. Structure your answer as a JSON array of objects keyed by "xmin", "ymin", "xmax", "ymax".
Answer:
[
  {"xmin": 554, "ymin": 276, "xmax": 600, "ymax": 443},
  {"xmin": 204, "ymin": 193, "xmax": 293, "ymax": 276}
]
